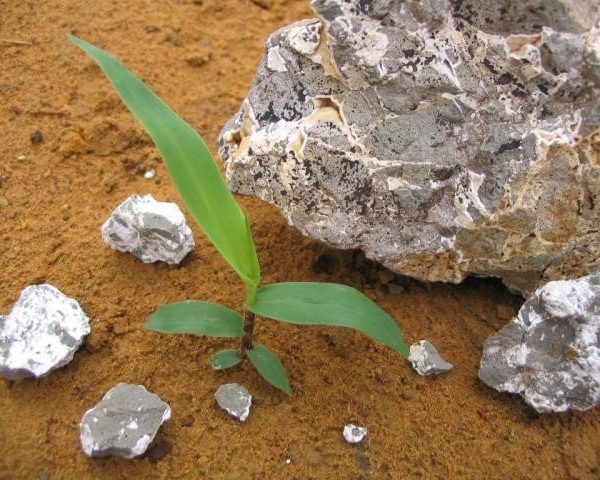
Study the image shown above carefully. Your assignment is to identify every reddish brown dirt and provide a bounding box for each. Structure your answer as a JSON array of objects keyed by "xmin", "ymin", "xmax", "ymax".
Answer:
[{"xmin": 1, "ymin": 1, "xmax": 599, "ymax": 479}]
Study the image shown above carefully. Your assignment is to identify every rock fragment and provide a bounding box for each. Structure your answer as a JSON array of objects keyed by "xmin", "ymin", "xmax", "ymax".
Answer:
[
  {"xmin": 479, "ymin": 274, "xmax": 600, "ymax": 413},
  {"xmin": 79, "ymin": 383, "xmax": 171, "ymax": 458},
  {"xmin": 215, "ymin": 383, "xmax": 252, "ymax": 421},
  {"xmin": 101, "ymin": 194, "xmax": 194, "ymax": 265},
  {"xmin": 0, "ymin": 284, "xmax": 90, "ymax": 380},
  {"xmin": 343, "ymin": 424, "xmax": 368, "ymax": 444},
  {"xmin": 408, "ymin": 340, "xmax": 454, "ymax": 376},
  {"xmin": 218, "ymin": 0, "xmax": 600, "ymax": 295}
]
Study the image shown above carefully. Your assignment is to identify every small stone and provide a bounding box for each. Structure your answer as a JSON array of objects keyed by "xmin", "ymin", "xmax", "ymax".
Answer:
[
  {"xmin": 79, "ymin": 383, "xmax": 171, "ymax": 458},
  {"xmin": 143, "ymin": 169, "xmax": 155, "ymax": 179},
  {"xmin": 101, "ymin": 194, "xmax": 194, "ymax": 265},
  {"xmin": 408, "ymin": 340, "xmax": 454, "ymax": 376},
  {"xmin": 30, "ymin": 130, "xmax": 43, "ymax": 144},
  {"xmin": 479, "ymin": 274, "xmax": 600, "ymax": 413},
  {"xmin": 16, "ymin": 154, "xmax": 26, "ymax": 161},
  {"xmin": 343, "ymin": 424, "xmax": 368, "ymax": 444},
  {"xmin": 0, "ymin": 284, "xmax": 90, "ymax": 380},
  {"xmin": 215, "ymin": 383, "xmax": 252, "ymax": 421}
]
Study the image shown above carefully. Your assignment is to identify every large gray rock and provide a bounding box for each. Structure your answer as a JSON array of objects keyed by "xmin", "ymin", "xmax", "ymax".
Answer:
[
  {"xmin": 478, "ymin": 274, "xmax": 600, "ymax": 412},
  {"xmin": 218, "ymin": 0, "xmax": 600, "ymax": 295},
  {"xmin": 0, "ymin": 284, "xmax": 90, "ymax": 380},
  {"xmin": 80, "ymin": 383, "xmax": 171, "ymax": 458},
  {"xmin": 102, "ymin": 194, "xmax": 194, "ymax": 265}
]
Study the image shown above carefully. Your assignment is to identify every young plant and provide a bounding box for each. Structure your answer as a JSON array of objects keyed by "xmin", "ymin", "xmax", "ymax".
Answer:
[{"xmin": 69, "ymin": 35, "xmax": 409, "ymax": 395}]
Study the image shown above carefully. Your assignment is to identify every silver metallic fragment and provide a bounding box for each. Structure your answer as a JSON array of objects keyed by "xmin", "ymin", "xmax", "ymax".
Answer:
[
  {"xmin": 409, "ymin": 340, "xmax": 454, "ymax": 376},
  {"xmin": 101, "ymin": 194, "xmax": 194, "ymax": 265},
  {"xmin": 79, "ymin": 383, "xmax": 171, "ymax": 458},
  {"xmin": 215, "ymin": 383, "xmax": 252, "ymax": 421},
  {"xmin": 0, "ymin": 284, "xmax": 90, "ymax": 380},
  {"xmin": 343, "ymin": 424, "xmax": 368, "ymax": 444}
]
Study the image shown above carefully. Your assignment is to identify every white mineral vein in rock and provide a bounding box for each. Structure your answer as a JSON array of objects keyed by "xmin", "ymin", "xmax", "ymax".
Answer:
[
  {"xmin": 101, "ymin": 194, "xmax": 194, "ymax": 265},
  {"xmin": 79, "ymin": 383, "xmax": 171, "ymax": 458},
  {"xmin": 479, "ymin": 273, "xmax": 600, "ymax": 412},
  {"xmin": 0, "ymin": 284, "xmax": 90, "ymax": 380}
]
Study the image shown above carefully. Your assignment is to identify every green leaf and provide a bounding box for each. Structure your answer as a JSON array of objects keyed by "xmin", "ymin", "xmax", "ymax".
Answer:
[
  {"xmin": 146, "ymin": 301, "xmax": 244, "ymax": 337},
  {"xmin": 250, "ymin": 282, "xmax": 409, "ymax": 357},
  {"xmin": 68, "ymin": 34, "xmax": 260, "ymax": 289},
  {"xmin": 209, "ymin": 349, "xmax": 242, "ymax": 370},
  {"xmin": 246, "ymin": 344, "xmax": 291, "ymax": 395}
]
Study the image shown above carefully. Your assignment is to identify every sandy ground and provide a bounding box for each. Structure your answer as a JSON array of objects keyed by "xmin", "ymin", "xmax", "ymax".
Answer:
[{"xmin": 1, "ymin": 1, "xmax": 599, "ymax": 478}]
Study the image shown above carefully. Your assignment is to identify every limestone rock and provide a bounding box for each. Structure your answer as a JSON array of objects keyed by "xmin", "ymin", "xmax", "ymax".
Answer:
[
  {"xmin": 343, "ymin": 424, "xmax": 368, "ymax": 444},
  {"xmin": 215, "ymin": 383, "xmax": 252, "ymax": 421},
  {"xmin": 101, "ymin": 194, "xmax": 194, "ymax": 265},
  {"xmin": 0, "ymin": 284, "xmax": 90, "ymax": 380},
  {"xmin": 409, "ymin": 340, "xmax": 454, "ymax": 376},
  {"xmin": 218, "ymin": 0, "xmax": 600, "ymax": 295},
  {"xmin": 478, "ymin": 274, "xmax": 600, "ymax": 412},
  {"xmin": 80, "ymin": 383, "xmax": 171, "ymax": 458}
]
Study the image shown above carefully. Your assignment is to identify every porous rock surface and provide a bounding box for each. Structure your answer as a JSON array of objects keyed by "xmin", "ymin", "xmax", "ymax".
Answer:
[
  {"xmin": 0, "ymin": 284, "xmax": 90, "ymax": 380},
  {"xmin": 101, "ymin": 194, "xmax": 194, "ymax": 265},
  {"xmin": 80, "ymin": 383, "xmax": 171, "ymax": 458},
  {"xmin": 218, "ymin": 0, "xmax": 600, "ymax": 294},
  {"xmin": 409, "ymin": 340, "xmax": 454, "ymax": 376},
  {"xmin": 478, "ymin": 274, "xmax": 600, "ymax": 412}
]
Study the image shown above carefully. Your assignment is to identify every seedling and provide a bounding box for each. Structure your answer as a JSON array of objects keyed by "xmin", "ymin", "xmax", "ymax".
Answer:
[{"xmin": 69, "ymin": 35, "xmax": 409, "ymax": 394}]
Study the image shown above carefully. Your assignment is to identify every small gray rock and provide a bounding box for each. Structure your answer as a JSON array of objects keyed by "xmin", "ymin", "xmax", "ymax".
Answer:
[
  {"xmin": 101, "ymin": 194, "xmax": 194, "ymax": 265},
  {"xmin": 0, "ymin": 284, "xmax": 90, "ymax": 380},
  {"xmin": 80, "ymin": 383, "xmax": 171, "ymax": 458},
  {"xmin": 215, "ymin": 383, "xmax": 252, "ymax": 421},
  {"xmin": 479, "ymin": 274, "xmax": 600, "ymax": 413},
  {"xmin": 343, "ymin": 424, "xmax": 368, "ymax": 444},
  {"xmin": 409, "ymin": 340, "xmax": 454, "ymax": 376}
]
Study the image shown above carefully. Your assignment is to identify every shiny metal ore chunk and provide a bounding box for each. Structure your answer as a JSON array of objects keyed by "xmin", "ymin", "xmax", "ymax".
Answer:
[
  {"xmin": 0, "ymin": 284, "xmax": 90, "ymax": 380},
  {"xmin": 80, "ymin": 383, "xmax": 171, "ymax": 458},
  {"xmin": 409, "ymin": 340, "xmax": 454, "ymax": 376},
  {"xmin": 215, "ymin": 383, "xmax": 252, "ymax": 421},
  {"xmin": 101, "ymin": 194, "xmax": 194, "ymax": 265}
]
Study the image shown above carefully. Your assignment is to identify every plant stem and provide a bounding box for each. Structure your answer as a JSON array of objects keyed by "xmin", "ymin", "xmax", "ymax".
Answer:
[{"xmin": 240, "ymin": 309, "xmax": 255, "ymax": 358}]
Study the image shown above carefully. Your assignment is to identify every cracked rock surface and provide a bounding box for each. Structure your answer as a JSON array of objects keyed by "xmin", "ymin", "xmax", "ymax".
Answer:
[
  {"xmin": 479, "ymin": 274, "xmax": 600, "ymax": 412},
  {"xmin": 101, "ymin": 194, "xmax": 194, "ymax": 265},
  {"xmin": 409, "ymin": 340, "xmax": 454, "ymax": 376},
  {"xmin": 0, "ymin": 284, "xmax": 90, "ymax": 380},
  {"xmin": 218, "ymin": 0, "xmax": 600, "ymax": 295},
  {"xmin": 80, "ymin": 383, "xmax": 171, "ymax": 458}
]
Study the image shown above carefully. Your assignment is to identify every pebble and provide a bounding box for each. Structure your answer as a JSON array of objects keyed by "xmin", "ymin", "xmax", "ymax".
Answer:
[
  {"xmin": 408, "ymin": 340, "xmax": 454, "ymax": 376},
  {"xmin": 215, "ymin": 383, "xmax": 252, "ymax": 421},
  {"xmin": 79, "ymin": 383, "xmax": 171, "ymax": 458},
  {"xmin": 101, "ymin": 194, "xmax": 194, "ymax": 265},
  {"xmin": 0, "ymin": 284, "xmax": 90, "ymax": 380},
  {"xmin": 343, "ymin": 424, "xmax": 368, "ymax": 444}
]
